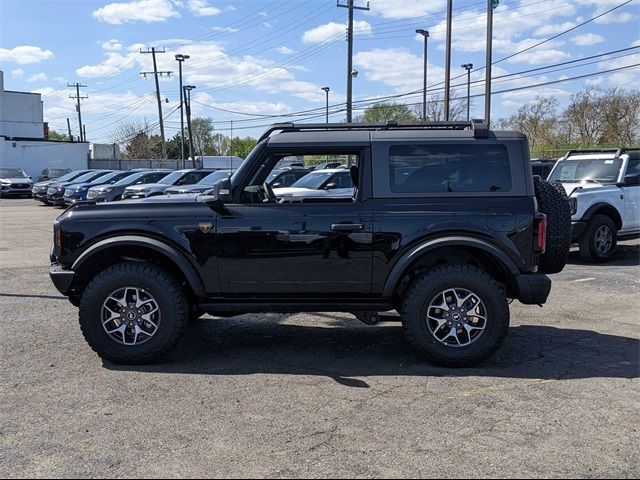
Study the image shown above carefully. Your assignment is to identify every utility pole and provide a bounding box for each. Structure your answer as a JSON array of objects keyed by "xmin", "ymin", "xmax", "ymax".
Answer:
[
  {"xmin": 485, "ymin": 0, "xmax": 499, "ymax": 125},
  {"xmin": 444, "ymin": 0, "xmax": 453, "ymax": 121},
  {"xmin": 337, "ymin": 0, "xmax": 369, "ymax": 123},
  {"xmin": 66, "ymin": 118, "xmax": 73, "ymax": 142},
  {"xmin": 321, "ymin": 87, "xmax": 330, "ymax": 123},
  {"xmin": 83, "ymin": 124, "xmax": 87, "ymax": 143},
  {"xmin": 175, "ymin": 54, "xmax": 190, "ymax": 168},
  {"xmin": 416, "ymin": 29, "xmax": 429, "ymax": 121},
  {"xmin": 184, "ymin": 85, "xmax": 196, "ymax": 168},
  {"xmin": 461, "ymin": 63, "xmax": 473, "ymax": 121},
  {"xmin": 68, "ymin": 83, "xmax": 87, "ymax": 141},
  {"xmin": 140, "ymin": 47, "xmax": 172, "ymax": 159}
]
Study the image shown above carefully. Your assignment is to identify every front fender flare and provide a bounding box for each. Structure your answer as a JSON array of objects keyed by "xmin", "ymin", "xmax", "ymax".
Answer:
[
  {"xmin": 382, "ymin": 236, "xmax": 521, "ymax": 298},
  {"xmin": 71, "ymin": 235, "xmax": 206, "ymax": 298}
]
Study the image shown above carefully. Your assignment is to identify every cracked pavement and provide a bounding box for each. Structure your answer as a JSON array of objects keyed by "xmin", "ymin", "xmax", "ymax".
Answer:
[{"xmin": 1, "ymin": 198, "xmax": 638, "ymax": 478}]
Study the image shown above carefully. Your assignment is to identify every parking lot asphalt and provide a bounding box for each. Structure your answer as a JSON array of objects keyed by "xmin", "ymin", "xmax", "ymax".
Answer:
[{"xmin": 1, "ymin": 198, "xmax": 638, "ymax": 478}]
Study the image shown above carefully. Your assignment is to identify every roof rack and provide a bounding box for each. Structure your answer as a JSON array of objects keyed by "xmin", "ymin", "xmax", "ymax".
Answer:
[
  {"xmin": 257, "ymin": 119, "xmax": 490, "ymax": 142},
  {"xmin": 560, "ymin": 148, "xmax": 638, "ymax": 160}
]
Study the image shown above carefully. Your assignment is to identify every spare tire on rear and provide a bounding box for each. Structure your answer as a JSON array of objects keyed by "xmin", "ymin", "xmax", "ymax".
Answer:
[{"xmin": 533, "ymin": 177, "xmax": 571, "ymax": 274}]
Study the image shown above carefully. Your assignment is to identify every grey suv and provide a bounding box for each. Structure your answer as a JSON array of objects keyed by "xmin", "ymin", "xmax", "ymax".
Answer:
[{"xmin": 122, "ymin": 169, "xmax": 215, "ymax": 199}]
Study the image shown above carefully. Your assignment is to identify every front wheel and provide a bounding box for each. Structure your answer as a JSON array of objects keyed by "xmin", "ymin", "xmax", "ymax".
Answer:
[
  {"xmin": 401, "ymin": 265, "xmax": 510, "ymax": 367},
  {"xmin": 78, "ymin": 262, "xmax": 189, "ymax": 364},
  {"xmin": 578, "ymin": 214, "xmax": 617, "ymax": 262}
]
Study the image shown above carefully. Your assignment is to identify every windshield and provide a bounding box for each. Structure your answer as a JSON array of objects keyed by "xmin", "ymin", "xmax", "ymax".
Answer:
[
  {"xmin": 71, "ymin": 171, "xmax": 110, "ymax": 183},
  {"xmin": 156, "ymin": 171, "xmax": 187, "ymax": 185},
  {"xmin": 549, "ymin": 158, "xmax": 623, "ymax": 184},
  {"xmin": 290, "ymin": 171, "xmax": 334, "ymax": 189},
  {"xmin": 0, "ymin": 168, "xmax": 28, "ymax": 178},
  {"xmin": 198, "ymin": 170, "xmax": 231, "ymax": 185},
  {"xmin": 48, "ymin": 169, "xmax": 70, "ymax": 177},
  {"xmin": 88, "ymin": 171, "xmax": 130, "ymax": 185},
  {"xmin": 113, "ymin": 172, "xmax": 145, "ymax": 186},
  {"xmin": 55, "ymin": 170, "xmax": 86, "ymax": 182}
]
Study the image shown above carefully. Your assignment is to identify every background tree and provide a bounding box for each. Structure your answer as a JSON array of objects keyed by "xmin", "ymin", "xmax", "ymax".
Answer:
[
  {"xmin": 109, "ymin": 119, "xmax": 162, "ymax": 159},
  {"xmin": 230, "ymin": 137, "xmax": 258, "ymax": 159},
  {"xmin": 188, "ymin": 117, "xmax": 215, "ymax": 156},
  {"xmin": 357, "ymin": 102, "xmax": 418, "ymax": 123},
  {"xmin": 424, "ymin": 93, "xmax": 466, "ymax": 121},
  {"xmin": 47, "ymin": 130, "xmax": 69, "ymax": 141},
  {"xmin": 499, "ymin": 96, "xmax": 562, "ymax": 152}
]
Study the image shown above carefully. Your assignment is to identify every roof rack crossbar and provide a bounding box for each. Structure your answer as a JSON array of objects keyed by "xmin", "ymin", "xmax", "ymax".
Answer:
[{"xmin": 257, "ymin": 119, "xmax": 490, "ymax": 142}]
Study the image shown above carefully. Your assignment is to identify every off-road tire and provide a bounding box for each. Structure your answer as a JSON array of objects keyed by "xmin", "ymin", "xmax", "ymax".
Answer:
[
  {"xmin": 402, "ymin": 265, "xmax": 510, "ymax": 367},
  {"xmin": 578, "ymin": 214, "xmax": 617, "ymax": 262},
  {"xmin": 79, "ymin": 262, "xmax": 188, "ymax": 364},
  {"xmin": 534, "ymin": 177, "xmax": 571, "ymax": 274}
]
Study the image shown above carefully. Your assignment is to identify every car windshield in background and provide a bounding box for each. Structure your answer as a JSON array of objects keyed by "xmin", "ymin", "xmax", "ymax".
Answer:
[
  {"xmin": 112, "ymin": 172, "xmax": 146, "ymax": 186},
  {"xmin": 290, "ymin": 171, "xmax": 334, "ymax": 189},
  {"xmin": 96, "ymin": 172, "xmax": 134, "ymax": 185},
  {"xmin": 197, "ymin": 170, "xmax": 231, "ymax": 185},
  {"xmin": 54, "ymin": 171, "xmax": 83, "ymax": 182},
  {"xmin": 156, "ymin": 171, "xmax": 186, "ymax": 185},
  {"xmin": 548, "ymin": 158, "xmax": 623, "ymax": 184},
  {"xmin": 48, "ymin": 169, "xmax": 70, "ymax": 177},
  {"xmin": 70, "ymin": 171, "xmax": 106, "ymax": 183},
  {"xmin": 0, "ymin": 168, "xmax": 28, "ymax": 178}
]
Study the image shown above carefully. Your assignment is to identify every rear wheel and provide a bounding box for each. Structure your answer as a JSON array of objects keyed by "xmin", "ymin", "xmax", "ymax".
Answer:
[
  {"xmin": 79, "ymin": 262, "xmax": 188, "ymax": 364},
  {"xmin": 578, "ymin": 214, "xmax": 617, "ymax": 262},
  {"xmin": 401, "ymin": 265, "xmax": 510, "ymax": 367}
]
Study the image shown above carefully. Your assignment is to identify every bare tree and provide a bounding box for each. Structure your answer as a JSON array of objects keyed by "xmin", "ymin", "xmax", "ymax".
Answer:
[
  {"xmin": 500, "ymin": 96, "xmax": 562, "ymax": 152},
  {"xmin": 109, "ymin": 119, "xmax": 161, "ymax": 159},
  {"xmin": 423, "ymin": 92, "xmax": 466, "ymax": 121}
]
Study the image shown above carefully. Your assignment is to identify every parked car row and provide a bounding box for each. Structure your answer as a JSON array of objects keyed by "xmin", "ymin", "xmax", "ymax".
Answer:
[{"xmin": 22, "ymin": 162, "xmax": 357, "ymax": 207}]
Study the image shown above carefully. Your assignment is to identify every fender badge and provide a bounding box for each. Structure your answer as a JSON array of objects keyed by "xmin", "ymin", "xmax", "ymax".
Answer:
[{"xmin": 198, "ymin": 222, "xmax": 213, "ymax": 234}]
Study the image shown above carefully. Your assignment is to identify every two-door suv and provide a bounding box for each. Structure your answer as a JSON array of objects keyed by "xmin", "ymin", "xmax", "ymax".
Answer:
[{"xmin": 50, "ymin": 121, "xmax": 570, "ymax": 366}]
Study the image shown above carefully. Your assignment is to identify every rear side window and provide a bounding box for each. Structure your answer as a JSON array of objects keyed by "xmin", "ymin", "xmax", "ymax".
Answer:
[{"xmin": 389, "ymin": 144, "xmax": 511, "ymax": 193}]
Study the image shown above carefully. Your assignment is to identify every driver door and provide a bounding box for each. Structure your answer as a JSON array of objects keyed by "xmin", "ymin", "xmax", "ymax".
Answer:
[{"xmin": 216, "ymin": 148, "xmax": 373, "ymax": 295}]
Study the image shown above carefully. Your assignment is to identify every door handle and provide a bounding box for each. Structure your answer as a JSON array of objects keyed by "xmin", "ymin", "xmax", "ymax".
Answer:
[{"xmin": 331, "ymin": 223, "xmax": 365, "ymax": 232}]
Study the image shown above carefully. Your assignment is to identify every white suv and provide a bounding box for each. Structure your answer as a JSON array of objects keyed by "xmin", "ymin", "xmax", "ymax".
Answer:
[{"xmin": 547, "ymin": 148, "xmax": 640, "ymax": 261}]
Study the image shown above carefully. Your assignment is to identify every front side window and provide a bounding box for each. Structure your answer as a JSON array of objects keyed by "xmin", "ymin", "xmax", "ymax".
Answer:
[{"xmin": 389, "ymin": 144, "xmax": 511, "ymax": 193}]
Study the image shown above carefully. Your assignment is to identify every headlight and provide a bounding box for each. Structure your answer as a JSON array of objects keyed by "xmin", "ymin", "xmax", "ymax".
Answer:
[
  {"xmin": 64, "ymin": 189, "xmax": 73, "ymax": 196},
  {"xmin": 143, "ymin": 188, "xmax": 152, "ymax": 193},
  {"xmin": 0, "ymin": 180, "xmax": 9, "ymax": 185},
  {"xmin": 86, "ymin": 190, "xmax": 97, "ymax": 199},
  {"xmin": 104, "ymin": 187, "xmax": 113, "ymax": 193},
  {"xmin": 47, "ymin": 187, "xmax": 56, "ymax": 194},
  {"xmin": 569, "ymin": 197, "xmax": 577, "ymax": 215}
]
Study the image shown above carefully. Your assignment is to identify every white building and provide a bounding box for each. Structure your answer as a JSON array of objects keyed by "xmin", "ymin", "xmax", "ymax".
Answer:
[{"xmin": 0, "ymin": 70, "xmax": 89, "ymax": 179}]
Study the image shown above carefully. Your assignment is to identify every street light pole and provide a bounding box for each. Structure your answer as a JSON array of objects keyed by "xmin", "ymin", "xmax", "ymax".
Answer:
[
  {"xmin": 184, "ymin": 85, "xmax": 196, "ymax": 167},
  {"xmin": 485, "ymin": 0, "xmax": 498, "ymax": 125},
  {"xmin": 321, "ymin": 87, "xmax": 330, "ymax": 124},
  {"xmin": 175, "ymin": 54, "xmax": 190, "ymax": 168},
  {"xmin": 416, "ymin": 29, "xmax": 429, "ymax": 121},
  {"xmin": 461, "ymin": 63, "xmax": 473, "ymax": 121},
  {"xmin": 444, "ymin": 0, "xmax": 453, "ymax": 121}
]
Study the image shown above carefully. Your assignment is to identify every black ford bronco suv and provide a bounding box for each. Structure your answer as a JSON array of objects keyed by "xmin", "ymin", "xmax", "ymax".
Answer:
[{"xmin": 50, "ymin": 121, "xmax": 571, "ymax": 367}]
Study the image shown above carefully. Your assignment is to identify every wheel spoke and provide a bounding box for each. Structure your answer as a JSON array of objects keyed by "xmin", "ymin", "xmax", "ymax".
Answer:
[{"xmin": 102, "ymin": 287, "xmax": 160, "ymax": 346}]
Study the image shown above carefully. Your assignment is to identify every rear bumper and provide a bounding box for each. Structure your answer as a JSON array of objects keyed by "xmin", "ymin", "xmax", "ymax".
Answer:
[
  {"xmin": 50, "ymin": 263, "xmax": 75, "ymax": 295},
  {"xmin": 514, "ymin": 273, "xmax": 551, "ymax": 305}
]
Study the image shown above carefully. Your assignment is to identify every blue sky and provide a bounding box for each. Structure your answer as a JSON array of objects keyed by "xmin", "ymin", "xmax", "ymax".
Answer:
[{"xmin": 1, "ymin": 0, "xmax": 639, "ymax": 142}]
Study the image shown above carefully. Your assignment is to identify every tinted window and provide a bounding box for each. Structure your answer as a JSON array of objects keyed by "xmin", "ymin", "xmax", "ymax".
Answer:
[
  {"xmin": 627, "ymin": 158, "xmax": 640, "ymax": 175},
  {"xmin": 389, "ymin": 144, "xmax": 511, "ymax": 193}
]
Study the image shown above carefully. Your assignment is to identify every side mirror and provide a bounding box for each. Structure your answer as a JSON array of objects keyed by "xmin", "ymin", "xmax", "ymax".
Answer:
[
  {"xmin": 212, "ymin": 178, "xmax": 232, "ymax": 203},
  {"xmin": 324, "ymin": 182, "xmax": 338, "ymax": 190},
  {"xmin": 271, "ymin": 182, "xmax": 282, "ymax": 188},
  {"xmin": 623, "ymin": 173, "xmax": 640, "ymax": 186}
]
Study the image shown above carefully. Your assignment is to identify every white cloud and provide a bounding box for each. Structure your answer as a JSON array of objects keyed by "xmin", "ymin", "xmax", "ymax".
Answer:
[
  {"xmin": 188, "ymin": 0, "xmax": 221, "ymax": 17},
  {"xmin": 598, "ymin": 51, "xmax": 640, "ymax": 87},
  {"xmin": 11, "ymin": 68, "xmax": 24, "ymax": 78},
  {"xmin": 211, "ymin": 26, "xmax": 239, "ymax": 33},
  {"xmin": 367, "ymin": 0, "xmax": 447, "ymax": 19},
  {"xmin": 102, "ymin": 39, "xmax": 123, "ymax": 51},
  {"xmin": 276, "ymin": 46, "xmax": 296, "ymax": 55},
  {"xmin": 93, "ymin": 0, "xmax": 180, "ymax": 24},
  {"xmin": 27, "ymin": 73, "xmax": 48, "ymax": 82},
  {"xmin": 302, "ymin": 20, "xmax": 371, "ymax": 44},
  {"xmin": 593, "ymin": 11, "xmax": 636, "ymax": 24},
  {"xmin": 0, "ymin": 45, "xmax": 54, "ymax": 64},
  {"xmin": 76, "ymin": 52, "xmax": 135, "ymax": 77},
  {"xmin": 534, "ymin": 21, "xmax": 577, "ymax": 36},
  {"xmin": 571, "ymin": 33, "xmax": 604, "ymax": 46}
]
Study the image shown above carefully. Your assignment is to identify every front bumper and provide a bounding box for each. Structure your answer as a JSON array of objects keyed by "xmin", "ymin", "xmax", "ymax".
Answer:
[
  {"xmin": 64, "ymin": 196, "xmax": 89, "ymax": 206},
  {"xmin": 1, "ymin": 185, "xmax": 32, "ymax": 195},
  {"xmin": 47, "ymin": 193, "xmax": 66, "ymax": 205},
  {"xmin": 50, "ymin": 263, "xmax": 75, "ymax": 295},
  {"xmin": 513, "ymin": 273, "xmax": 552, "ymax": 305}
]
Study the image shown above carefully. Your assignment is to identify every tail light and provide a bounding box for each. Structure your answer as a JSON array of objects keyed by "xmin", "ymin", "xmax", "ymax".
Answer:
[{"xmin": 533, "ymin": 213, "xmax": 547, "ymax": 255}]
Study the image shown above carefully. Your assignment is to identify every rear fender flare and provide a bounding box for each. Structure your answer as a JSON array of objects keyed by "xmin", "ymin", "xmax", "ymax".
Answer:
[{"xmin": 382, "ymin": 236, "xmax": 520, "ymax": 298}]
